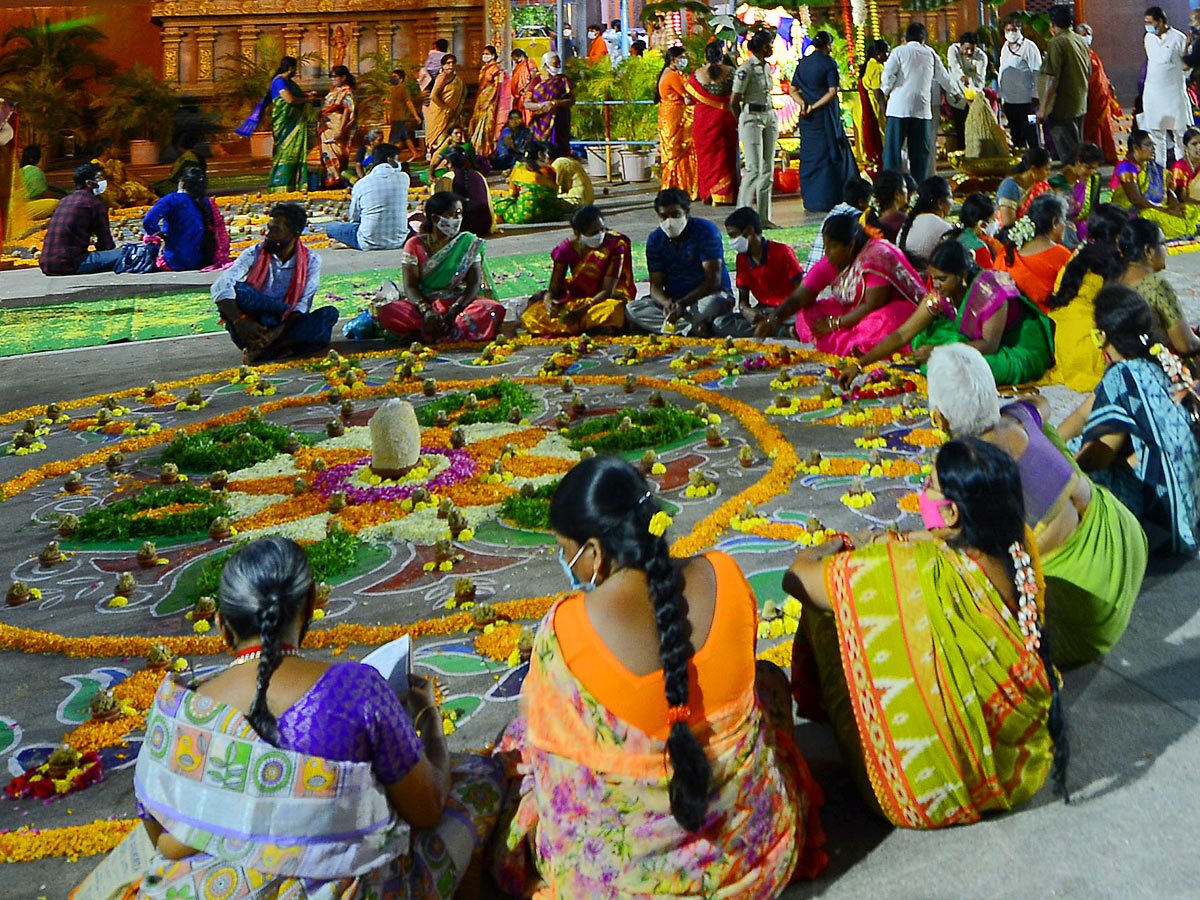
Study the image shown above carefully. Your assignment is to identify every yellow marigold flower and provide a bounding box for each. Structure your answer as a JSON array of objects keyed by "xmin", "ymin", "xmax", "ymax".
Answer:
[
  {"xmin": 172, "ymin": 658, "xmax": 189, "ymax": 672},
  {"xmin": 438, "ymin": 560, "xmax": 453, "ymax": 572},
  {"xmin": 648, "ymin": 510, "xmax": 673, "ymax": 537},
  {"xmin": 29, "ymin": 588, "xmax": 42, "ymax": 600},
  {"xmin": 109, "ymin": 596, "xmax": 129, "ymax": 608},
  {"xmin": 445, "ymin": 598, "xmax": 457, "ymax": 609},
  {"xmin": 192, "ymin": 620, "xmax": 211, "ymax": 634},
  {"xmin": 756, "ymin": 621, "xmax": 771, "ymax": 640},
  {"xmin": 507, "ymin": 649, "xmax": 522, "ymax": 667},
  {"xmin": 312, "ymin": 608, "xmax": 326, "ymax": 620},
  {"xmin": 442, "ymin": 718, "xmax": 455, "ymax": 735},
  {"xmin": 458, "ymin": 528, "xmax": 475, "ymax": 541}
]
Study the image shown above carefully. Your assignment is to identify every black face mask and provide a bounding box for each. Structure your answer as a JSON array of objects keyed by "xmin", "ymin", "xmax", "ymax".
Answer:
[
  {"xmin": 263, "ymin": 238, "xmax": 288, "ymax": 256},
  {"xmin": 390, "ymin": 75, "xmax": 401, "ymax": 85}
]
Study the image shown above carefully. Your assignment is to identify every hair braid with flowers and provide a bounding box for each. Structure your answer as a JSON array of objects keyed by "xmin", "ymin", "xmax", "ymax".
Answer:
[{"xmin": 549, "ymin": 456, "xmax": 712, "ymax": 831}]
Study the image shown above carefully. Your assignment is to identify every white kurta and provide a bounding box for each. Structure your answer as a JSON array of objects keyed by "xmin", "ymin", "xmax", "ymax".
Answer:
[{"xmin": 1142, "ymin": 27, "xmax": 1192, "ymax": 132}]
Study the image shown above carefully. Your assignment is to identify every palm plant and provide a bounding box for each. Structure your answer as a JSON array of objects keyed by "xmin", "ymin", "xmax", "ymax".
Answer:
[
  {"xmin": 0, "ymin": 13, "xmax": 115, "ymax": 86},
  {"xmin": 95, "ymin": 65, "xmax": 179, "ymax": 145},
  {"xmin": 217, "ymin": 36, "xmax": 319, "ymax": 115},
  {"xmin": 0, "ymin": 62, "xmax": 83, "ymax": 150}
]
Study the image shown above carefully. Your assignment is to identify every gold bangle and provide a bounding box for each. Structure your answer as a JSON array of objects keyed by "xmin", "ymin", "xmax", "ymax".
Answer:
[{"xmin": 413, "ymin": 705, "xmax": 440, "ymax": 732}]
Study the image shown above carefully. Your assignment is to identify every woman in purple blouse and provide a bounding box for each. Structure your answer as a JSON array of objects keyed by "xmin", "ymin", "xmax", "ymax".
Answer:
[{"xmin": 133, "ymin": 537, "xmax": 504, "ymax": 899}]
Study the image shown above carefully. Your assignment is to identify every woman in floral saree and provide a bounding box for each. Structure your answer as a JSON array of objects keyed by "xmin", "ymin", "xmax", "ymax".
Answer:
[
  {"xmin": 686, "ymin": 42, "xmax": 737, "ymax": 204},
  {"xmin": 133, "ymin": 537, "xmax": 504, "ymax": 899},
  {"xmin": 318, "ymin": 66, "xmax": 356, "ymax": 186},
  {"xmin": 785, "ymin": 437, "xmax": 1068, "ymax": 828},
  {"xmin": 840, "ymin": 240, "xmax": 1054, "ymax": 387},
  {"xmin": 755, "ymin": 213, "xmax": 926, "ymax": 356},
  {"xmin": 375, "ymin": 191, "xmax": 504, "ymax": 343},
  {"xmin": 490, "ymin": 456, "xmax": 827, "ymax": 898},
  {"xmin": 521, "ymin": 205, "xmax": 633, "ymax": 335},
  {"xmin": 469, "ymin": 46, "xmax": 504, "ymax": 158},
  {"xmin": 657, "ymin": 47, "xmax": 698, "ymax": 199}
]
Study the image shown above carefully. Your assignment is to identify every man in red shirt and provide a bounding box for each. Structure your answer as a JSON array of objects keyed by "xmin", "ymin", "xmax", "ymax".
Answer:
[
  {"xmin": 39, "ymin": 162, "xmax": 120, "ymax": 276},
  {"xmin": 713, "ymin": 206, "xmax": 805, "ymax": 337}
]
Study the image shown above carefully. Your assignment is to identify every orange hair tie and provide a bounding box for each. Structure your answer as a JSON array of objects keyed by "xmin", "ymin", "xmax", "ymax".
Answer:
[{"xmin": 665, "ymin": 704, "xmax": 692, "ymax": 726}]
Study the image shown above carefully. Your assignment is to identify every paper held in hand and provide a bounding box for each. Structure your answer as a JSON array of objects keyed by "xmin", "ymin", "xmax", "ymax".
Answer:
[{"xmin": 361, "ymin": 634, "xmax": 412, "ymax": 699}]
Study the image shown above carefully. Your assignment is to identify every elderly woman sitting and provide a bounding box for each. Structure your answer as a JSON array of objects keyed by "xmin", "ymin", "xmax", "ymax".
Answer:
[
  {"xmin": 926, "ymin": 344, "xmax": 1148, "ymax": 666},
  {"xmin": 133, "ymin": 537, "xmax": 504, "ymax": 899}
]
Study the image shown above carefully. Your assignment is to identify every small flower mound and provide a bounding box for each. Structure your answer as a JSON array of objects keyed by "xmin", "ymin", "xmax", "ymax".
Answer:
[{"xmin": 313, "ymin": 448, "xmax": 477, "ymax": 505}]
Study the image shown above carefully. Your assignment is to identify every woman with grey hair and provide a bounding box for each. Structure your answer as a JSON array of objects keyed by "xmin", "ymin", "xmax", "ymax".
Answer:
[
  {"xmin": 353, "ymin": 127, "xmax": 385, "ymax": 181},
  {"xmin": 132, "ymin": 536, "xmax": 504, "ymax": 898},
  {"xmin": 926, "ymin": 343, "xmax": 1147, "ymax": 665}
]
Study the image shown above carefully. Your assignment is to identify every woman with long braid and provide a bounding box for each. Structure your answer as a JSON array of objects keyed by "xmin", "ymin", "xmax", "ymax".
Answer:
[
  {"xmin": 786, "ymin": 438, "xmax": 1068, "ymax": 828},
  {"xmin": 490, "ymin": 456, "xmax": 826, "ymax": 897},
  {"xmin": 132, "ymin": 537, "xmax": 504, "ymax": 898}
]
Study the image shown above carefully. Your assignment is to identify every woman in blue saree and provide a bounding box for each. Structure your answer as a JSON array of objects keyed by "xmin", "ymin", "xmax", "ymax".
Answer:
[
  {"xmin": 133, "ymin": 537, "xmax": 504, "ymax": 898},
  {"xmin": 788, "ymin": 32, "xmax": 858, "ymax": 213},
  {"xmin": 1061, "ymin": 285, "xmax": 1200, "ymax": 554}
]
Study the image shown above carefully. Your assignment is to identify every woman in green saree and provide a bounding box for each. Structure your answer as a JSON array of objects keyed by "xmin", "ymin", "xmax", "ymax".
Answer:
[
  {"xmin": 784, "ymin": 437, "xmax": 1068, "ymax": 828},
  {"xmin": 839, "ymin": 239, "xmax": 1054, "ymax": 389},
  {"xmin": 263, "ymin": 57, "xmax": 312, "ymax": 192}
]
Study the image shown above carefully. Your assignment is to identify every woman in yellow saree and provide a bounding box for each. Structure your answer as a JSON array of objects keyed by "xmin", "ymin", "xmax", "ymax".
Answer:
[
  {"xmin": 785, "ymin": 437, "xmax": 1068, "ymax": 828},
  {"xmin": 521, "ymin": 205, "xmax": 633, "ymax": 335},
  {"xmin": 425, "ymin": 55, "xmax": 466, "ymax": 161},
  {"xmin": 92, "ymin": 139, "xmax": 157, "ymax": 209},
  {"xmin": 656, "ymin": 47, "xmax": 698, "ymax": 199},
  {"xmin": 490, "ymin": 457, "xmax": 827, "ymax": 897},
  {"xmin": 469, "ymin": 46, "xmax": 504, "ymax": 158}
]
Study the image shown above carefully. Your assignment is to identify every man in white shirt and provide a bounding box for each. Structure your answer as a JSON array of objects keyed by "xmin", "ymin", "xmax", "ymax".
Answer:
[
  {"xmin": 212, "ymin": 202, "xmax": 337, "ymax": 362},
  {"xmin": 324, "ymin": 143, "xmax": 410, "ymax": 251},
  {"xmin": 947, "ymin": 32, "xmax": 989, "ymax": 149},
  {"xmin": 998, "ymin": 16, "xmax": 1043, "ymax": 150},
  {"xmin": 881, "ymin": 21, "xmax": 962, "ymax": 179},
  {"xmin": 1141, "ymin": 5, "xmax": 1192, "ymax": 166}
]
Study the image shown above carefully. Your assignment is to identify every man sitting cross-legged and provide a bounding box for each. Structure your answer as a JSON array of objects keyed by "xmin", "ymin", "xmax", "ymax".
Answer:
[{"xmin": 211, "ymin": 202, "xmax": 338, "ymax": 363}]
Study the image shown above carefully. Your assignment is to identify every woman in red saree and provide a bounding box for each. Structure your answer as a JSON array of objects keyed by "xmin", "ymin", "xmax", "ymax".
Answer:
[
  {"xmin": 686, "ymin": 41, "xmax": 738, "ymax": 204},
  {"xmin": 1077, "ymin": 24, "xmax": 1121, "ymax": 164},
  {"xmin": 855, "ymin": 40, "xmax": 888, "ymax": 177}
]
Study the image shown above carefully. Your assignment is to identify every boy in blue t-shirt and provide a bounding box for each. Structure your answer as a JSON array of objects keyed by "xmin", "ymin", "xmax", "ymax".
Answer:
[{"xmin": 626, "ymin": 189, "xmax": 734, "ymax": 335}]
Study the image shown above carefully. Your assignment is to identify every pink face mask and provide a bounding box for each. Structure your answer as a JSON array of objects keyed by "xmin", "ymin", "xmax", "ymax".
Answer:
[{"xmin": 918, "ymin": 486, "xmax": 955, "ymax": 530}]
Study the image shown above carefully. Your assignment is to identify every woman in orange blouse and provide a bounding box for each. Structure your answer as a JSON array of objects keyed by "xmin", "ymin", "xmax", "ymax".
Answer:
[
  {"xmin": 656, "ymin": 46, "xmax": 698, "ymax": 199},
  {"xmin": 994, "ymin": 192, "xmax": 1073, "ymax": 312}
]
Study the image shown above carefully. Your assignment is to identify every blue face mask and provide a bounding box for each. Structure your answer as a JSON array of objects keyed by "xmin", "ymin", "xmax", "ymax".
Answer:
[{"xmin": 558, "ymin": 544, "xmax": 596, "ymax": 592}]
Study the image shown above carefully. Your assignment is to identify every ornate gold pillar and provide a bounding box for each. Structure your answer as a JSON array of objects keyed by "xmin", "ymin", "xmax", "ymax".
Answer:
[
  {"xmin": 238, "ymin": 24, "xmax": 259, "ymax": 64},
  {"xmin": 377, "ymin": 21, "xmax": 394, "ymax": 66},
  {"xmin": 282, "ymin": 24, "xmax": 304, "ymax": 59},
  {"xmin": 197, "ymin": 26, "xmax": 217, "ymax": 82},
  {"xmin": 162, "ymin": 26, "xmax": 184, "ymax": 83},
  {"xmin": 348, "ymin": 23, "xmax": 361, "ymax": 70}
]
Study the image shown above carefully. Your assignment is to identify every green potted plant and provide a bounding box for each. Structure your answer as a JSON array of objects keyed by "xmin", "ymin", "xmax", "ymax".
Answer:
[
  {"xmin": 95, "ymin": 65, "xmax": 179, "ymax": 165},
  {"xmin": 569, "ymin": 51, "xmax": 662, "ymax": 180},
  {"xmin": 218, "ymin": 36, "xmax": 317, "ymax": 158}
]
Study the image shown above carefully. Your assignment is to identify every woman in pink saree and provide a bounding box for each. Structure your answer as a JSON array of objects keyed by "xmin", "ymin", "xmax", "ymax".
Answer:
[{"xmin": 755, "ymin": 212, "xmax": 927, "ymax": 356}]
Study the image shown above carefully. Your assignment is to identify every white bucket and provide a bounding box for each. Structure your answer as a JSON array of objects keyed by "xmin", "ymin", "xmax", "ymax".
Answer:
[
  {"xmin": 586, "ymin": 145, "xmax": 611, "ymax": 179},
  {"xmin": 619, "ymin": 149, "xmax": 650, "ymax": 183}
]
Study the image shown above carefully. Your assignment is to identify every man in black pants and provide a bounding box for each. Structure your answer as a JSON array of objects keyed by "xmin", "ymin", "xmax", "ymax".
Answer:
[{"xmin": 999, "ymin": 15, "xmax": 1043, "ymax": 150}]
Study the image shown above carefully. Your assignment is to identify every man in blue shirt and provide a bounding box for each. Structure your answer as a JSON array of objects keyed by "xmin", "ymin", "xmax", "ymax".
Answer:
[{"xmin": 627, "ymin": 189, "xmax": 734, "ymax": 335}]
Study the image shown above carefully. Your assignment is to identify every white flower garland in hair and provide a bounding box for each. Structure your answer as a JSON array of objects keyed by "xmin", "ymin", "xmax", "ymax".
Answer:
[
  {"xmin": 1146, "ymin": 336, "xmax": 1200, "ymax": 424},
  {"xmin": 851, "ymin": 0, "xmax": 868, "ymax": 27},
  {"xmin": 1009, "ymin": 541, "xmax": 1041, "ymax": 653},
  {"xmin": 798, "ymin": 6, "xmax": 812, "ymax": 29},
  {"xmin": 1006, "ymin": 215, "xmax": 1036, "ymax": 247}
]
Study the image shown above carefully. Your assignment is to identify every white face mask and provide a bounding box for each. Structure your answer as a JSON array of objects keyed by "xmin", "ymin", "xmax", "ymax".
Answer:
[
  {"xmin": 730, "ymin": 234, "xmax": 751, "ymax": 254},
  {"xmin": 580, "ymin": 229, "xmax": 606, "ymax": 248},
  {"xmin": 92, "ymin": 179, "xmax": 108, "ymax": 196},
  {"xmin": 482, "ymin": 54, "xmax": 494, "ymax": 63},
  {"xmin": 545, "ymin": 65, "xmax": 562, "ymax": 76},
  {"xmin": 1082, "ymin": 33, "xmax": 1093, "ymax": 45},
  {"xmin": 435, "ymin": 215, "xmax": 462, "ymax": 237},
  {"xmin": 660, "ymin": 214, "xmax": 687, "ymax": 238},
  {"xmin": 1005, "ymin": 30, "xmax": 1021, "ymax": 43},
  {"xmin": 674, "ymin": 57, "xmax": 688, "ymax": 70},
  {"xmin": 1146, "ymin": 24, "xmax": 1158, "ymax": 34}
]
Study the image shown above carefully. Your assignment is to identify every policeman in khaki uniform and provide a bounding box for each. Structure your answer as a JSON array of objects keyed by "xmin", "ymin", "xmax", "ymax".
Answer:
[{"xmin": 731, "ymin": 30, "xmax": 779, "ymax": 228}]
